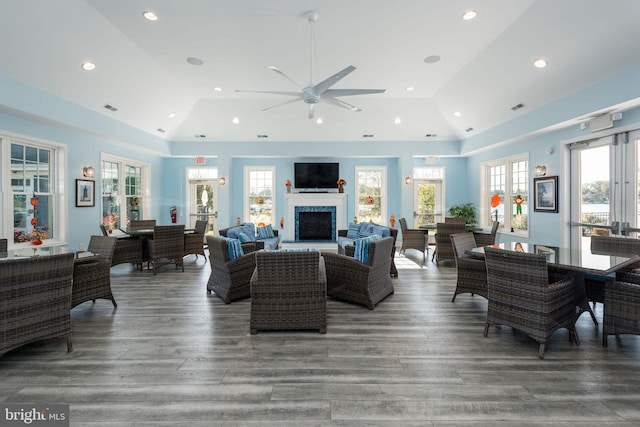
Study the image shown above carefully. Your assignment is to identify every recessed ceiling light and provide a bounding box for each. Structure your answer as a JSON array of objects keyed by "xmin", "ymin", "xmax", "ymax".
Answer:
[
  {"xmin": 462, "ymin": 10, "xmax": 477, "ymax": 20},
  {"xmin": 232, "ymin": 117, "xmax": 239, "ymax": 124},
  {"xmin": 213, "ymin": 87, "xmax": 222, "ymax": 92},
  {"xmin": 316, "ymin": 118, "xmax": 323, "ymax": 124},
  {"xmin": 143, "ymin": 11, "xmax": 158, "ymax": 21},
  {"xmin": 167, "ymin": 112, "xmax": 176, "ymax": 118},
  {"xmin": 454, "ymin": 111, "xmax": 462, "ymax": 118},
  {"xmin": 81, "ymin": 61, "xmax": 96, "ymax": 71},
  {"xmin": 394, "ymin": 117, "xmax": 402, "ymax": 124},
  {"xmin": 423, "ymin": 55, "xmax": 441, "ymax": 64},
  {"xmin": 405, "ymin": 86, "xmax": 415, "ymax": 91},
  {"xmin": 534, "ymin": 58, "xmax": 548, "ymax": 68},
  {"xmin": 186, "ymin": 57, "xmax": 204, "ymax": 66}
]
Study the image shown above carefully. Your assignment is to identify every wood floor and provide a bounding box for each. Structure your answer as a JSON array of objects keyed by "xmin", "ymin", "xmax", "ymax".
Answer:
[{"xmin": 2, "ymin": 249, "xmax": 640, "ymax": 426}]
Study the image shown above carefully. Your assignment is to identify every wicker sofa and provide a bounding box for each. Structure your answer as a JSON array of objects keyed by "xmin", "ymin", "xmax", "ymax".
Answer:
[
  {"xmin": 337, "ymin": 222, "xmax": 398, "ymax": 277},
  {"xmin": 219, "ymin": 222, "xmax": 280, "ymax": 250}
]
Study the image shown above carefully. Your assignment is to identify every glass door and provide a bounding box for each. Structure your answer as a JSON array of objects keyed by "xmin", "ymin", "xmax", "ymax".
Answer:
[
  {"xmin": 186, "ymin": 168, "xmax": 218, "ymax": 235},
  {"xmin": 413, "ymin": 180, "xmax": 442, "ymax": 227}
]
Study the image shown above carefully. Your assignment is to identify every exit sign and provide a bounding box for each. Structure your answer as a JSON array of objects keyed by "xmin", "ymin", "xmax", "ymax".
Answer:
[{"xmin": 194, "ymin": 157, "xmax": 207, "ymax": 165}]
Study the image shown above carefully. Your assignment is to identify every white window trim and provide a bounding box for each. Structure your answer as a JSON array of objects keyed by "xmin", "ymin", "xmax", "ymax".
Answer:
[
  {"xmin": 100, "ymin": 153, "xmax": 151, "ymax": 222},
  {"xmin": 243, "ymin": 165, "xmax": 276, "ymax": 225},
  {"xmin": 481, "ymin": 152, "xmax": 529, "ymax": 238},
  {"xmin": 1, "ymin": 132, "xmax": 67, "ymax": 248},
  {"xmin": 355, "ymin": 165, "xmax": 387, "ymax": 223}
]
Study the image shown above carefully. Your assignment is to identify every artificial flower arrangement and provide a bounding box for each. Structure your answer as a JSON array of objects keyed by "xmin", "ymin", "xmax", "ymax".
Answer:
[
  {"xmin": 337, "ymin": 178, "xmax": 347, "ymax": 186},
  {"xmin": 285, "ymin": 179, "xmax": 292, "ymax": 187}
]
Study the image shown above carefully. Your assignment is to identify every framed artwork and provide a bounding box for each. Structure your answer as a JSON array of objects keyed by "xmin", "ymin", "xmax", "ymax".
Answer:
[
  {"xmin": 533, "ymin": 176, "xmax": 558, "ymax": 213},
  {"xmin": 76, "ymin": 179, "xmax": 95, "ymax": 207}
]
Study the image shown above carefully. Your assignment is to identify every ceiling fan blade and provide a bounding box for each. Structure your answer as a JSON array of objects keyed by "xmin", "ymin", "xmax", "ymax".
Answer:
[
  {"xmin": 323, "ymin": 97, "xmax": 362, "ymax": 112},
  {"xmin": 262, "ymin": 96, "xmax": 303, "ymax": 111},
  {"xmin": 322, "ymin": 88, "xmax": 386, "ymax": 98},
  {"xmin": 268, "ymin": 66, "xmax": 304, "ymax": 89},
  {"xmin": 312, "ymin": 65, "xmax": 356, "ymax": 95},
  {"xmin": 235, "ymin": 89, "xmax": 301, "ymax": 97},
  {"xmin": 308, "ymin": 104, "xmax": 315, "ymax": 119}
]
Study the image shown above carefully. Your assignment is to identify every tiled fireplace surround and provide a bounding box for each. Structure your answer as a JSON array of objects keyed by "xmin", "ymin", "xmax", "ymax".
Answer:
[{"xmin": 284, "ymin": 193, "xmax": 347, "ymax": 242}]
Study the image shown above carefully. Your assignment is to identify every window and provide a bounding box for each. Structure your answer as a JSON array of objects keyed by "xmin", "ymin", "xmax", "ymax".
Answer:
[
  {"xmin": 355, "ymin": 166, "xmax": 387, "ymax": 223},
  {"xmin": 101, "ymin": 155, "xmax": 149, "ymax": 231},
  {"xmin": 413, "ymin": 167, "xmax": 444, "ymax": 226},
  {"xmin": 245, "ymin": 166, "xmax": 275, "ymax": 225},
  {"xmin": 2, "ymin": 136, "xmax": 64, "ymax": 246},
  {"xmin": 482, "ymin": 154, "xmax": 529, "ymax": 235}
]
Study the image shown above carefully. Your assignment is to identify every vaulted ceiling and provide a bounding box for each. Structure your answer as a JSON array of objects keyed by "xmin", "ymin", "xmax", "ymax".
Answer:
[{"xmin": 2, "ymin": 0, "xmax": 640, "ymax": 143}]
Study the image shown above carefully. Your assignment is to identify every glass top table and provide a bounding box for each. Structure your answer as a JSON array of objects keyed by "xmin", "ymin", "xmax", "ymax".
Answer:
[
  {"xmin": 469, "ymin": 242, "xmax": 640, "ymax": 275},
  {"xmin": 0, "ymin": 246, "xmax": 99, "ymax": 262}
]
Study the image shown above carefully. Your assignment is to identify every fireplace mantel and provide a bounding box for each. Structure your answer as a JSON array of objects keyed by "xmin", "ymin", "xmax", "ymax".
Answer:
[{"xmin": 284, "ymin": 193, "xmax": 347, "ymax": 241}]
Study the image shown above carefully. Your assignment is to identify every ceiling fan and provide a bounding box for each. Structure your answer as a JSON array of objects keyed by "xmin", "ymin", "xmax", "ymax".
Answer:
[{"xmin": 236, "ymin": 11, "xmax": 386, "ymax": 119}]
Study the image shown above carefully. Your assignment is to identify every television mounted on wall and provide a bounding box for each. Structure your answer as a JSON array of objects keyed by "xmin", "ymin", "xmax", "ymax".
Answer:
[{"xmin": 294, "ymin": 162, "xmax": 339, "ymax": 189}]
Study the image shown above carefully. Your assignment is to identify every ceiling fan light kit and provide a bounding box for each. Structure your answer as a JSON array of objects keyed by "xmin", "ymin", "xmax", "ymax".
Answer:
[{"xmin": 236, "ymin": 11, "xmax": 386, "ymax": 119}]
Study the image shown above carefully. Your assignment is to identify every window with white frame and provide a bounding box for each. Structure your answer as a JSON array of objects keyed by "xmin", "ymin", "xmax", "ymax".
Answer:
[
  {"xmin": 482, "ymin": 154, "xmax": 529, "ymax": 235},
  {"xmin": 2, "ymin": 136, "xmax": 65, "ymax": 246},
  {"xmin": 355, "ymin": 166, "xmax": 387, "ymax": 224},
  {"xmin": 245, "ymin": 166, "xmax": 275, "ymax": 225},
  {"xmin": 101, "ymin": 155, "xmax": 149, "ymax": 231},
  {"xmin": 413, "ymin": 167, "xmax": 444, "ymax": 226}
]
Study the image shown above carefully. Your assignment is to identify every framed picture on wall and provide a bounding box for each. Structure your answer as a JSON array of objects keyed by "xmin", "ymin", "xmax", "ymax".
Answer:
[
  {"xmin": 76, "ymin": 179, "xmax": 95, "ymax": 207},
  {"xmin": 533, "ymin": 176, "xmax": 558, "ymax": 213}
]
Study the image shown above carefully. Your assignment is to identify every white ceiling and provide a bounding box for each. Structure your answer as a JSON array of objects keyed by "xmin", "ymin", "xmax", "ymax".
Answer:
[{"xmin": 2, "ymin": 0, "xmax": 640, "ymax": 143}]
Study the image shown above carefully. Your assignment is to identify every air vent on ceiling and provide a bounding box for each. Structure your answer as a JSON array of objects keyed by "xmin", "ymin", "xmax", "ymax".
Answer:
[
  {"xmin": 510, "ymin": 103, "xmax": 525, "ymax": 111},
  {"xmin": 465, "ymin": 127, "xmax": 474, "ymax": 132},
  {"xmin": 103, "ymin": 104, "xmax": 118, "ymax": 112},
  {"xmin": 362, "ymin": 134, "xmax": 374, "ymax": 138},
  {"xmin": 257, "ymin": 134, "xmax": 268, "ymax": 138},
  {"xmin": 425, "ymin": 133, "xmax": 437, "ymax": 138},
  {"xmin": 194, "ymin": 134, "xmax": 206, "ymax": 138},
  {"xmin": 156, "ymin": 128, "xmax": 165, "ymax": 133}
]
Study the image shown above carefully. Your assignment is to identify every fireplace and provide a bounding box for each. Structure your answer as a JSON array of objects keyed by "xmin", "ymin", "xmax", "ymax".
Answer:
[{"xmin": 296, "ymin": 208, "xmax": 336, "ymax": 241}]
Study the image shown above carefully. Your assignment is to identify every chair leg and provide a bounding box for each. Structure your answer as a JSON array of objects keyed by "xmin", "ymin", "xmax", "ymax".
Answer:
[
  {"xmin": 451, "ymin": 293, "xmax": 457, "ymax": 303},
  {"xmin": 66, "ymin": 337, "xmax": 73, "ymax": 353},
  {"xmin": 111, "ymin": 296, "xmax": 118, "ymax": 308},
  {"xmin": 538, "ymin": 343, "xmax": 546, "ymax": 359},
  {"xmin": 603, "ymin": 333, "xmax": 608, "ymax": 347},
  {"xmin": 483, "ymin": 322, "xmax": 490, "ymax": 337}
]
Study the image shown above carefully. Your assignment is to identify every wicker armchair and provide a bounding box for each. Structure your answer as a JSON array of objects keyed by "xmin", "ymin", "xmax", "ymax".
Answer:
[
  {"xmin": 586, "ymin": 235, "xmax": 640, "ymax": 309},
  {"xmin": 1, "ymin": 253, "xmax": 75, "ymax": 356},
  {"xmin": 98, "ymin": 224, "xmax": 144, "ymax": 270},
  {"xmin": 450, "ymin": 232, "xmax": 488, "ymax": 303},
  {"xmin": 399, "ymin": 217, "xmax": 427, "ymax": 261},
  {"xmin": 184, "ymin": 219, "xmax": 207, "ymax": 260},
  {"xmin": 250, "ymin": 250, "xmax": 327, "ymax": 334},
  {"xmin": 72, "ymin": 236, "xmax": 118, "ymax": 309},
  {"xmin": 0, "ymin": 238, "xmax": 7, "ymax": 252},
  {"xmin": 484, "ymin": 247, "xmax": 579, "ymax": 359},
  {"xmin": 338, "ymin": 224, "xmax": 398, "ymax": 277},
  {"xmin": 130, "ymin": 219, "xmax": 156, "ymax": 228},
  {"xmin": 323, "ymin": 236, "xmax": 395, "ymax": 310},
  {"xmin": 206, "ymin": 236, "xmax": 258, "ymax": 303},
  {"xmin": 603, "ymin": 273, "xmax": 640, "ymax": 347},
  {"xmin": 147, "ymin": 225, "xmax": 185, "ymax": 274},
  {"xmin": 473, "ymin": 221, "xmax": 500, "ymax": 247},
  {"xmin": 433, "ymin": 222, "xmax": 467, "ymax": 265}
]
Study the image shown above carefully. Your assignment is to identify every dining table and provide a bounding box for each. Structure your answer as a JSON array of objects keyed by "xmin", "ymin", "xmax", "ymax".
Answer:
[{"xmin": 469, "ymin": 242, "xmax": 640, "ymax": 326}]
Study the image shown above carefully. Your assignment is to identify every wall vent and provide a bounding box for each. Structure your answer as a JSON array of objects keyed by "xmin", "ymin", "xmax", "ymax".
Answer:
[
  {"xmin": 103, "ymin": 104, "xmax": 118, "ymax": 112},
  {"xmin": 510, "ymin": 103, "xmax": 525, "ymax": 111}
]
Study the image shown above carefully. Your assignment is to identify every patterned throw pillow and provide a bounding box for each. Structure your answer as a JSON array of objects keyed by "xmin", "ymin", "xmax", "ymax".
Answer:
[
  {"xmin": 346, "ymin": 223, "xmax": 361, "ymax": 239},
  {"xmin": 257, "ymin": 224, "xmax": 275, "ymax": 239},
  {"xmin": 237, "ymin": 232, "xmax": 251, "ymax": 243},
  {"xmin": 226, "ymin": 238, "xmax": 244, "ymax": 260},
  {"xmin": 353, "ymin": 235, "xmax": 380, "ymax": 264}
]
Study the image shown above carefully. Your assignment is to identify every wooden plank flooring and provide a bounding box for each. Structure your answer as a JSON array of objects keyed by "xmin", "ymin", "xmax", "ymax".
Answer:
[{"xmin": 2, "ymin": 250, "xmax": 640, "ymax": 426}]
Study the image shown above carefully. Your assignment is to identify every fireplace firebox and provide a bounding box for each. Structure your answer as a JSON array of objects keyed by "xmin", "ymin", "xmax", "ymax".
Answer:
[{"xmin": 295, "ymin": 206, "xmax": 336, "ymax": 241}]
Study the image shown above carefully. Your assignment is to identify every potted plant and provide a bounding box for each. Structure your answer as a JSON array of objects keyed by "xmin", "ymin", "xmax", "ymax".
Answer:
[{"xmin": 448, "ymin": 203, "xmax": 476, "ymax": 225}]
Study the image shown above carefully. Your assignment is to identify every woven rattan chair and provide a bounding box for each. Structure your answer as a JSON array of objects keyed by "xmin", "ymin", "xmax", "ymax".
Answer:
[
  {"xmin": 399, "ymin": 217, "xmax": 427, "ymax": 261},
  {"xmin": 130, "ymin": 219, "xmax": 156, "ymax": 229},
  {"xmin": 473, "ymin": 221, "xmax": 499, "ymax": 247},
  {"xmin": 433, "ymin": 222, "xmax": 467, "ymax": 265},
  {"xmin": 147, "ymin": 225, "xmax": 185, "ymax": 274},
  {"xmin": 585, "ymin": 235, "xmax": 640, "ymax": 309},
  {"xmin": 72, "ymin": 236, "xmax": 118, "ymax": 309},
  {"xmin": 250, "ymin": 250, "xmax": 327, "ymax": 334},
  {"xmin": 323, "ymin": 236, "xmax": 395, "ymax": 310},
  {"xmin": 99, "ymin": 225, "xmax": 144, "ymax": 270},
  {"xmin": 603, "ymin": 273, "xmax": 640, "ymax": 347},
  {"xmin": 338, "ymin": 224, "xmax": 399, "ymax": 277},
  {"xmin": 484, "ymin": 246, "xmax": 579, "ymax": 359},
  {"xmin": 184, "ymin": 219, "xmax": 207, "ymax": 260},
  {"xmin": 450, "ymin": 232, "xmax": 488, "ymax": 303},
  {"xmin": 1, "ymin": 252, "xmax": 75, "ymax": 356},
  {"xmin": 0, "ymin": 238, "xmax": 7, "ymax": 252},
  {"xmin": 206, "ymin": 236, "xmax": 258, "ymax": 303},
  {"xmin": 445, "ymin": 217, "xmax": 467, "ymax": 224}
]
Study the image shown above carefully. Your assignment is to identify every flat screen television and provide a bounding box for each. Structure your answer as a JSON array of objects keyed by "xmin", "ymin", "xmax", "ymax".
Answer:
[{"xmin": 294, "ymin": 162, "xmax": 339, "ymax": 189}]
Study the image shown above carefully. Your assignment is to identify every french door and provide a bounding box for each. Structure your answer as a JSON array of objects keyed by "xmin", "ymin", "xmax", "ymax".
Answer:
[
  {"xmin": 186, "ymin": 168, "xmax": 218, "ymax": 235},
  {"xmin": 569, "ymin": 130, "xmax": 640, "ymax": 249},
  {"xmin": 413, "ymin": 179, "xmax": 443, "ymax": 227}
]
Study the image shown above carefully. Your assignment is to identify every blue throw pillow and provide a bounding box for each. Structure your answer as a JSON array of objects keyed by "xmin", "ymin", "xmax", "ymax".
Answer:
[
  {"xmin": 353, "ymin": 235, "xmax": 380, "ymax": 264},
  {"xmin": 346, "ymin": 223, "xmax": 361, "ymax": 239},
  {"xmin": 227, "ymin": 238, "xmax": 244, "ymax": 260},
  {"xmin": 370, "ymin": 224, "xmax": 391, "ymax": 238},
  {"xmin": 358, "ymin": 222, "xmax": 374, "ymax": 238},
  {"xmin": 257, "ymin": 224, "xmax": 275, "ymax": 239},
  {"xmin": 237, "ymin": 231, "xmax": 251, "ymax": 243}
]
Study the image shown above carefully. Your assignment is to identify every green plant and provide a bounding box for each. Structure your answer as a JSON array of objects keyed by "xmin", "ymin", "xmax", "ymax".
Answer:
[{"xmin": 448, "ymin": 203, "xmax": 476, "ymax": 225}]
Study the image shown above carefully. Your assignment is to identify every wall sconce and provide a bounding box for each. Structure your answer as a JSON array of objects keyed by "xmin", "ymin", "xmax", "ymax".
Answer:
[
  {"xmin": 83, "ymin": 166, "xmax": 95, "ymax": 177},
  {"xmin": 535, "ymin": 165, "xmax": 547, "ymax": 176},
  {"xmin": 404, "ymin": 176, "xmax": 412, "ymax": 185},
  {"xmin": 219, "ymin": 177, "xmax": 226, "ymax": 186}
]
